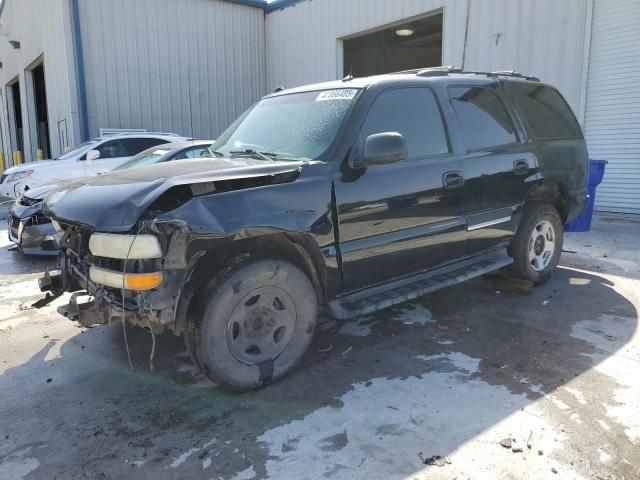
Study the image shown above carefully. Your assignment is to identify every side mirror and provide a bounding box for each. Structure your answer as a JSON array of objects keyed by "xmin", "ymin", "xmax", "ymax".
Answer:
[
  {"xmin": 352, "ymin": 132, "xmax": 408, "ymax": 168},
  {"xmin": 85, "ymin": 149, "xmax": 100, "ymax": 162}
]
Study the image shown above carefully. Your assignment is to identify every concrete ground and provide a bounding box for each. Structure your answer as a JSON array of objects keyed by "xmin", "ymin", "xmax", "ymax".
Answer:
[{"xmin": 0, "ymin": 199, "xmax": 639, "ymax": 479}]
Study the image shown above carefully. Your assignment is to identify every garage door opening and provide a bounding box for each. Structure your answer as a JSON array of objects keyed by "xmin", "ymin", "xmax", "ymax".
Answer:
[
  {"xmin": 7, "ymin": 79, "xmax": 24, "ymax": 161},
  {"xmin": 343, "ymin": 12, "xmax": 443, "ymax": 77},
  {"xmin": 31, "ymin": 63, "xmax": 51, "ymax": 159}
]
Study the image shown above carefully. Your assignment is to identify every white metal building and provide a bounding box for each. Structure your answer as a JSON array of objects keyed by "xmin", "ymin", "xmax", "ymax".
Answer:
[
  {"xmin": 0, "ymin": 0, "xmax": 265, "ymax": 163},
  {"xmin": 0, "ymin": 0, "xmax": 638, "ymax": 213}
]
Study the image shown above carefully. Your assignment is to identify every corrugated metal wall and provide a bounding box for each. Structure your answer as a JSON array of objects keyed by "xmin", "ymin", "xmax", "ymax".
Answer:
[
  {"xmin": 0, "ymin": 0, "xmax": 80, "ymax": 165},
  {"xmin": 266, "ymin": 0, "xmax": 590, "ymax": 113},
  {"xmin": 583, "ymin": 0, "xmax": 640, "ymax": 214},
  {"xmin": 78, "ymin": 0, "xmax": 266, "ymax": 140}
]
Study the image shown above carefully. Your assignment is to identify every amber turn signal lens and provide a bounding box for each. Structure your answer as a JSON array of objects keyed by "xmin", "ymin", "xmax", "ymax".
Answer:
[{"xmin": 125, "ymin": 272, "xmax": 163, "ymax": 291}]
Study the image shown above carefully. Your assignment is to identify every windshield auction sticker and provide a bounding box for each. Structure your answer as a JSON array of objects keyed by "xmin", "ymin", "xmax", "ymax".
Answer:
[{"xmin": 316, "ymin": 89, "xmax": 358, "ymax": 101}]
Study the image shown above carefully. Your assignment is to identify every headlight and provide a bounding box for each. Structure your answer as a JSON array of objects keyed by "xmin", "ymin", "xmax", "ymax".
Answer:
[
  {"xmin": 90, "ymin": 267, "xmax": 163, "ymax": 291},
  {"xmin": 89, "ymin": 233, "xmax": 162, "ymax": 259},
  {"xmin": 6, "ymin": 170, "xmax": 33, "ymax": 183}
]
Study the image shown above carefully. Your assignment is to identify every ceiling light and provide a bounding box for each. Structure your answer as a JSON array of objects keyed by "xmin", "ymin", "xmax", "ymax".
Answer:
[{"xmin": 395, "ymin": 29, "xmax": 414, "ymax": 37}]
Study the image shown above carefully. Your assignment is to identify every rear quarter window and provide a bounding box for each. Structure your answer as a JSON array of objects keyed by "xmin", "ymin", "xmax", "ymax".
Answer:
[
  {"xmin": 448, "ymin": 86, "xmax": 518, "ymax": 151},
  {"xmin": 507, "ymin": 83, "xmax": 582, "ymax": 140}
]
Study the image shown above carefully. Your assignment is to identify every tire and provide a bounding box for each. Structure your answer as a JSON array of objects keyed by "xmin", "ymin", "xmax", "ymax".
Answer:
[
  {"xmin": 509, "ymin": 204, "xmax": 563, "ymax": 285},
  {"xmin": 185, "ymin": 257, "xmax": 318, "ymax": 391}
]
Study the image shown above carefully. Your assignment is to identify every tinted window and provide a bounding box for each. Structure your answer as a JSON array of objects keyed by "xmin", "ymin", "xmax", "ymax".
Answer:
[
  {"xmin": 95, "ymin": 139, "xmax": 127, "ymax": 159},
  {"xmin": 360, "ymin": 88, "xmax": 448, "ymax": 159},
  {"xmin": 174, "ymin": 146, "xmax": 213, "ymax": 160},
  {"xmin": 449, "ymin": 86, "xmax": 517, "ymax": 151},
  {"xmin": 508, "ymin": 83, "xmax": 582, "ymax": 139},
  {"xmin": 119, "ymin": 138, "xmax": 169, "ymax": 156}
]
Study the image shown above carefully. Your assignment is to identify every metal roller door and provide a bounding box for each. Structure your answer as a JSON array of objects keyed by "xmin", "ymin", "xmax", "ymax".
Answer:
[{"xmin": 583, "ymin": 0, "xmax": 640, "ymax": 214}]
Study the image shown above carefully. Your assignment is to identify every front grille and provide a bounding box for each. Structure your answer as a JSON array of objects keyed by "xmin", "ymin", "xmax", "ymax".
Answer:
[{"xmin": 9, "ymin": 215, "xmax": 20, "ymax": 238}]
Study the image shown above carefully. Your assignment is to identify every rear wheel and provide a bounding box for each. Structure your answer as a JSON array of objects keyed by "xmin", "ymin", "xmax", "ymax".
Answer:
[
  {"xmin": 185, "ymin": 258, "xmax": 317, "ymax": 391},
  {"xmin": 509, "ymin": 204, "xmax": 563, "ymax": 285}
]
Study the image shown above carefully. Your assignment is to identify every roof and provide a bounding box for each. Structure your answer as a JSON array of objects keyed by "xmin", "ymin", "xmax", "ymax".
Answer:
[
  {"xmin": 266, "ymin": 67, "xmax": 543, "ymax": 97},
  {"xmin": 226, "ymin": 0, "xmax": 305, "ymax": 13},
  {"xmin": 0, "ymin": 0, "xmax": 305, "ymax": 19}
]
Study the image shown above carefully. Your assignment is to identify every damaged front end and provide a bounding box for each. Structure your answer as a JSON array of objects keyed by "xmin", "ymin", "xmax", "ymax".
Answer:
[{"xmin": 40, "ymin": 218, "xmax": 195, "ymax": 333}]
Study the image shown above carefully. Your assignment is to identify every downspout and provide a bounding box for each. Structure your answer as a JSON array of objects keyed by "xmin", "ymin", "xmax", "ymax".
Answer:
[{"xmin": 71, "ymin": 0, "xmax": 89, "ymax": 141}]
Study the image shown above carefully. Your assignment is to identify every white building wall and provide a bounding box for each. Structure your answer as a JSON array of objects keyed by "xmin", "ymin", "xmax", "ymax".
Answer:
[
  {"xmin": 0, "ymin": 0, "xmax": 81, "ymax": 166},
  {"xmin": 266, "ymin": 0, "xmax": 590, "ymax": 114},
  {"xmin": 583, "ymin": 0, "xmax": 640, "ymax": 214},
  {"xmin": 78, "ymin": 0, "xmax": 267, "ymax": 140}
]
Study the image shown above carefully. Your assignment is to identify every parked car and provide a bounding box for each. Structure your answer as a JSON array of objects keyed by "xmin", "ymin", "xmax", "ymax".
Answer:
[
  {"xmin": 40, "ymin": 67, "xmax": 588, "ymax": 391},
  {"xmin": 0, "ymin": 132, "xmax": 189, "ymax": 199},
  {"xmin": 7, "ymin": 141, "xmax": 214, "ymax": 255}
]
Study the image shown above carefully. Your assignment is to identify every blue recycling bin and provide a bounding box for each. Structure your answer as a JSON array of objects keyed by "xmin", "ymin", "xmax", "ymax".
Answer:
[{"xmin": 565, "ymin": 159, "xmax": 608, "ymax": 232}]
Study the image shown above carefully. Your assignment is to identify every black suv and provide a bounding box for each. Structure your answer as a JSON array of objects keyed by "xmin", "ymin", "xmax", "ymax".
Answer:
[{"xmin": 40, "ymin": 67, "xmax": 588, "ymax": 391}]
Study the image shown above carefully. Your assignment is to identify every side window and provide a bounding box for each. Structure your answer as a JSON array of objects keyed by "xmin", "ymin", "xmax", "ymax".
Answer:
[
  {"xmin": 95, "ymin": 139, "xmax": 127, "ymax": 159},
  {"xmin": 174, "ymin": 146, "xmax": 212, "ymax": 160},
  {"xmin": 119, "ymin": 138, "xmax": 169, "ymax": 156},
  {"xmin": 449, "ymin": 86, "xmax": 517, "ymax": 151},
  {"xmin": 360, "ymin": 87, "xmax": 449, "ymax": 160},
  {"xmin": 507, "ymin": 83, "xmax": 582, "ymax": 140}
]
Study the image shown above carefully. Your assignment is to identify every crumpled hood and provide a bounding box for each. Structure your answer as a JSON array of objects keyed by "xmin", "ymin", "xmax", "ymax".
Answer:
[{"xmin": 44, "ymin": 157, "xmax": 304, "ymax": 232}]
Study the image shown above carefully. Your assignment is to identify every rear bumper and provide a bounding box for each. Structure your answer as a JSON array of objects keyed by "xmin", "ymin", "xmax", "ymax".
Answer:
[{"xmin": 566, "ymin": 187, "xmax": 589, "ymax": 223}]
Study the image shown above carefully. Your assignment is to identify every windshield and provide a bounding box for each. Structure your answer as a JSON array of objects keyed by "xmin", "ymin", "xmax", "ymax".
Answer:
[
  {"xmin": 55, "ymin": 140, "xmax": 95, "ymax": 160},
  {"xmin": 211, "ymin": 88, "xmax": 360, "ymax": 161},
  {"xmin": 113, "ymin": 148, "xmax": 170, "ymax": 170}
]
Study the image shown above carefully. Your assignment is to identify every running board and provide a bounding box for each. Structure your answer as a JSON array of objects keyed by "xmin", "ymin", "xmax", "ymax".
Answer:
[{"xmin": 328, "ymin": 249, "xmax": 513, "ymax": 320}]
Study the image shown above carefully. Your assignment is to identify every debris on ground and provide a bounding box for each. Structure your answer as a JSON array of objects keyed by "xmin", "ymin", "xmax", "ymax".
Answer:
[
  {"xmin": 526, "ymin": 431, "xmax": 533, "ymax": 449},
  {"xmin": 499, "ymin": 438, "xmax": 512, "ymax": 449},
  {"xmin": 46, "ymin": 378, "xmax": 52, "ymax": 383},
  {"xmin": 542, "ymin": 300, "xmax": 550, "ymax": 306},
  {"xmin": 436, "ymin": 324, "xmax": 449, "ymax": 331},
  {"xmin": 341, "ymin": 346, "xmax": 352, "ymax": 356},
  {"xmin": 316, "ymin": 343, "xmax": 333, "ymax": 353},
  {"xmin": 496, "ymin": 278, "xmax": 534, "ymax": 295},
  {"xmin": 551, "ymin": 467, "xmax": 558, "ymax": 474},
  {"xmin": 538, "ymin": 450, "xmax": 544, "ymax": 456},
  {"xmin": 418, "ymin": 453, "xmax": 451, "ymax": 467}
]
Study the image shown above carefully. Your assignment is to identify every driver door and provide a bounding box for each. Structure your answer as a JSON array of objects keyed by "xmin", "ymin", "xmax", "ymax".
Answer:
[{"xmin": 334, "ymin": 87, "xmax": 469, "ymax": 292}]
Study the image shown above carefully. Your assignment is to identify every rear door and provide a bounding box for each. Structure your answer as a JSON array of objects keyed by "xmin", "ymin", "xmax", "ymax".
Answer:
[
  {"xmin": 447, "ymin": 84, "xmax": 535, "ymax": 254},
  {"xmin": 334, "ymin": 86, "xmax": 469, "ymax": 292}
]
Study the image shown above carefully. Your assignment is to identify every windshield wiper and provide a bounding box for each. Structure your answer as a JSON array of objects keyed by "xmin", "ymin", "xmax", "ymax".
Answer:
[
  {"xmin": 230, "ymin": 149, "xmax": 276, "ymax": 162},
  {"xmin": 209, "ymin": 149, "xmax": 225, "ymax": 158}
]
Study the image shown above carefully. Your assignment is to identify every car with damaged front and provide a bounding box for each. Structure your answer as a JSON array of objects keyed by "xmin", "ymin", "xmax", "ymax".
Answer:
[
  {"xmin": 8, "ymin": 140, "xmax": 215, "ymax": 255},
  {"xmin": 39, "ymin": 67, "xmax": 589, "ymax": 391}
]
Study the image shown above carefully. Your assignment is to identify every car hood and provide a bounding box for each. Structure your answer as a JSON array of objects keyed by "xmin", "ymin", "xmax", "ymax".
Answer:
[
  {"xmin": 4, "ymin": 160, "xmax": 57, "ymax": 175},
  {"xmin": 44, "ymin": 157, "xmax": 305, "ymax": 232}
]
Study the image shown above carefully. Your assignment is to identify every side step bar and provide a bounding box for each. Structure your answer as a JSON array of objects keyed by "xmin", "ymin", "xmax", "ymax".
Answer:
[{"xmin": 328, "ymin": 249, "xmax": 513, "ymax": 320}]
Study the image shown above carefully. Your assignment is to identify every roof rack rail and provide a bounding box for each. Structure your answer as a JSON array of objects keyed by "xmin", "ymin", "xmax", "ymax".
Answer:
[
  {"xmin": 100, "ymin": 131, "xmax": 184, "ymax": 137},
  {"xmin": 413, "ymin": 65, "xmax": 540, "ymax": 82}
]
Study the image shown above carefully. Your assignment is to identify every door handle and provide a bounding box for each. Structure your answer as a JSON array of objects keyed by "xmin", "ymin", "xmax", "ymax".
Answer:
[
  {"xmin": 443, "ymin": 171, "xmax": 464, "ymax": 189},
  {"xmin": 513, "ymin": 159, "xmax": 530, "ymax": 176}
]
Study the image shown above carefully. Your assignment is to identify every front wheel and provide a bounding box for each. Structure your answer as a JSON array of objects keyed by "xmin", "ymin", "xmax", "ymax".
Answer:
[
  {"xmin": 185, "ymin": 258, "xmax": 318, "ymax": 391},
  {"xmin": 509, "ymin": 204, "xmax": 563, "ymax": 285}
]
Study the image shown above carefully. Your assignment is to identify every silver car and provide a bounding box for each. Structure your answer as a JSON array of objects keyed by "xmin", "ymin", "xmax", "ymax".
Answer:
[{"xmin": 8, "ymin": 140, "xmax": 214, "ymax": 255}]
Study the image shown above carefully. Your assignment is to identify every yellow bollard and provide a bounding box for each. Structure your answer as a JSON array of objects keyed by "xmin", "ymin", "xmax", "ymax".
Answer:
[
  {"xmin": 15, "ymin": 151, "xmax": 23, "ymax": 165},
  {"xmin": 64, "ymin": 146, "xmax": 72, "ymax": 153},
  {"xmin": 37, "ymin": 148, "xmax": 44, "ymax": 160},
  {"xmin": 0, "ymin": 152, "xmax": 5, "ymax": 174}
]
